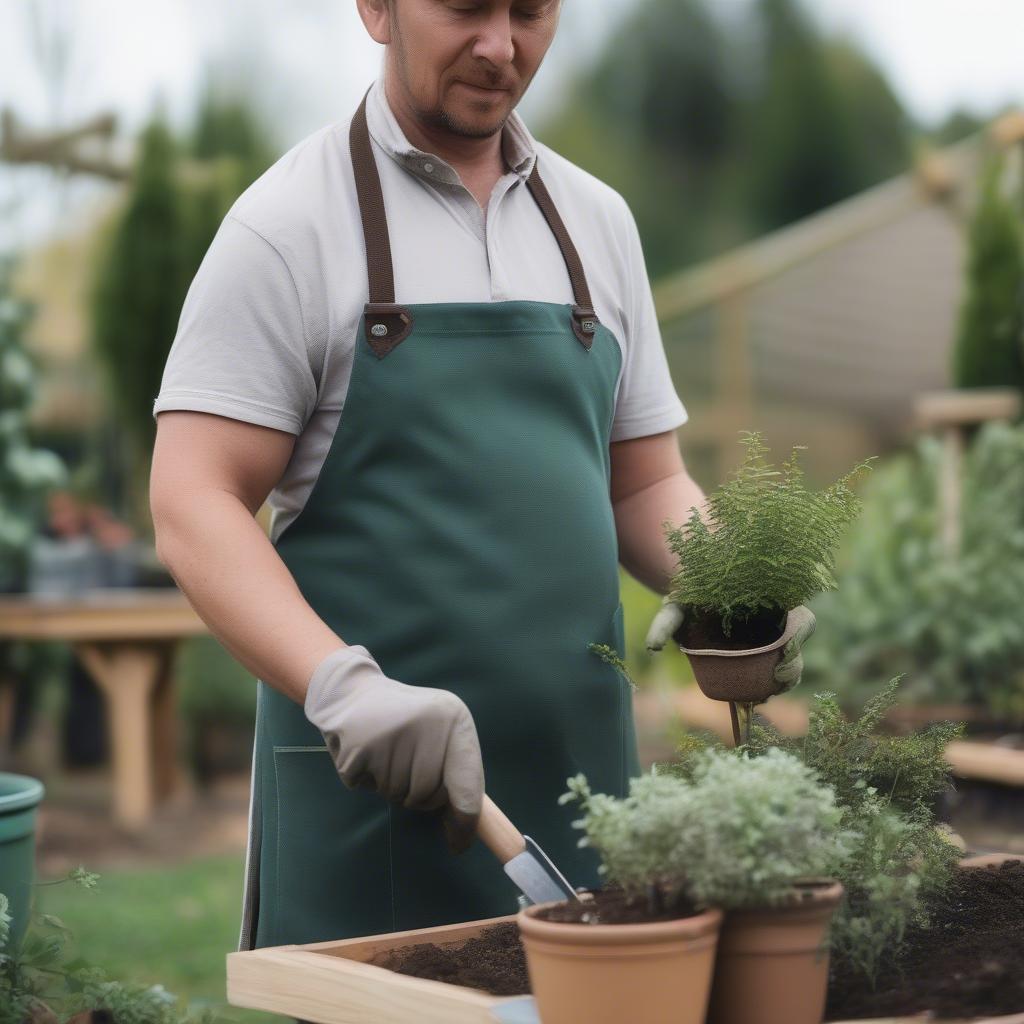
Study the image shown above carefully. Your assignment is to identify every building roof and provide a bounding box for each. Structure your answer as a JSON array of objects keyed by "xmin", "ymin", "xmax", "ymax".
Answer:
[{"xmin": 653, "ymin": 118, "xmax": 1023, "ymax": 442}]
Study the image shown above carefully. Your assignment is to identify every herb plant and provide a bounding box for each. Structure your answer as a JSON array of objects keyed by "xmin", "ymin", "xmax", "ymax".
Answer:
[
  {"xmin": 561, "ymin": 748, "xmax": 853, "ymax": 917},
  {"xmin": 668, "ymin": 680, "xmax": 963, "ymax": 985},
  {"xmin": 665, "ymin": 432, "xmax": 871, "ymax": 636}
]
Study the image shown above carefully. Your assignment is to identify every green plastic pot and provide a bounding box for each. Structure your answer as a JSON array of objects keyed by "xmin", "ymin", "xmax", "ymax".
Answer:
[{"xmin": 0, "ymin": 772, "xmax": 45, "ymax": 950}]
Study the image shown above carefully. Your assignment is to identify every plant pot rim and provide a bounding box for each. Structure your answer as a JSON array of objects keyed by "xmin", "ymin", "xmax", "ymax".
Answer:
[
  {"xmin": 678, "ymin": 606, "xmax": 802, "ymax": 658},
  {"xmin": 517, "ymin": 901, "xmax": 722, "ymax": 946},
  {"xmin": 723, "ymin": 878, "xmax": 844, "ymax": 918},
  {"xmin": 0, "ymin": 771, "xmax": 45, "ymax": 815}
]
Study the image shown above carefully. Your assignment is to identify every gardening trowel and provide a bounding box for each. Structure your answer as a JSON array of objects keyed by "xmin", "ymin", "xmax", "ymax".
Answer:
[{"xmin": 477, "ymin": 794, "xmax": 581, "ymax": 905}]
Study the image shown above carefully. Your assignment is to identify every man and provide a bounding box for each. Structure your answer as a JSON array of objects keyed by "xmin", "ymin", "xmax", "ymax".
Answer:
[{"xmin": 151, "ymin": 0, "xmax": 810, "ymax": 953}]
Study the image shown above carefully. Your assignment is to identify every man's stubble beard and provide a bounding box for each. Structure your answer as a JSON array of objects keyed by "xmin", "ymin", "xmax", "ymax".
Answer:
[{"xmin": 389, "ymin": 11, "xmax": 512, "ymax": 140}]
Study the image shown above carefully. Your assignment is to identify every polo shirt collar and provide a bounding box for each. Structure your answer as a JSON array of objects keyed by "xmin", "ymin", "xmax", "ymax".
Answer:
[{"xmin": 364, "ymin": 73, "xmax": 537, "ymax": 186}]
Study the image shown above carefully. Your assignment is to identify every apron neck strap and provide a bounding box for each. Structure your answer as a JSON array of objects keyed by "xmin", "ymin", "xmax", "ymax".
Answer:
[{"xmin": 349, "ymin": 88, "xmax": 599, "ymax": 352}]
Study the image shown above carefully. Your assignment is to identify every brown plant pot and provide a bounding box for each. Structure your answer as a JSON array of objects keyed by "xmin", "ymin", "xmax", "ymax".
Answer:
[
  {"xmin": 517, "ymin": 902, "xmax": 722, "ymax": 1024},
  {"xmin": 706, "ymin": 879, "xmax": 843, "ymax": 1024},
  {"xmin": 679, "ymin": 606, "xmax": 808, "ymax": 704}
]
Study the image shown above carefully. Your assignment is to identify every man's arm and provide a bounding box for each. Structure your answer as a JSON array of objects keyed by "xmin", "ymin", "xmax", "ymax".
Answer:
[
  {"xmin": 150, "ymin": 410, "xmax": 345, "ymax": 704},
  {"xmin": 610, "ymin": 429, "xmax": 707, "ymax": 595}
]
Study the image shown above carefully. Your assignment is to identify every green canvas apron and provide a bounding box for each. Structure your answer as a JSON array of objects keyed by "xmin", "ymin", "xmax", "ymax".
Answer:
[{"xmin": 240, "ymin": 92, "xmax": 641, "ymax": 952}]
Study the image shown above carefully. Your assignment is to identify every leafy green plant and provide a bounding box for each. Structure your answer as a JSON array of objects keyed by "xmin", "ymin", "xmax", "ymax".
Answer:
[
  {"xmin": 805, "ymin": 422, "xmax": 1024, "ymax": 721},
  {"xmin": 669, "ymin": 680, "xmax": 962, "ymax": 984},
  {"xmin": 561, "ymin": 748, "xmax": 852, "ymax": 916},
  {"xmin": 951, "ymin": 150, "xmax": 1024, "ymax": 392},
  {"xmin": 0, "ymin": 253, "xmax": 66, "ymax": 591},
  {"xmin": 665, "ymin": 431, "xmax": 871, "ymax": 636},
  {"xmin": 0, "ymin": 868, "xmax": 217, "ymax": 1024}
]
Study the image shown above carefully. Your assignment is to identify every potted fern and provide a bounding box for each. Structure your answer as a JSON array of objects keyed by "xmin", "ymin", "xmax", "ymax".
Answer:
[
  {"xmin": 659, "ymin": 432, "xmax": 870, "ymax": 738},
  {"xmin": 517, "ymin": 749, "xmax": 851, "ymax": 1024}
]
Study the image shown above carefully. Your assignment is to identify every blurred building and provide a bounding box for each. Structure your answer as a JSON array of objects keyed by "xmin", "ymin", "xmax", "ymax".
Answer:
[{"xmin": 656, "ymin": 112, "xmax": 1024, "ymax": 487}]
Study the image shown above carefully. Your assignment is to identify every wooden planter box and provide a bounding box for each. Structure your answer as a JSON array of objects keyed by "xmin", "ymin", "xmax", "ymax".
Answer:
[
  {"xmin": 227, "ymin": 904, "xmax": 1024, "ymax": 1024},
  {"xmin": 227, "ymin": 914, "xmax": 530, "ymax": 1024}
]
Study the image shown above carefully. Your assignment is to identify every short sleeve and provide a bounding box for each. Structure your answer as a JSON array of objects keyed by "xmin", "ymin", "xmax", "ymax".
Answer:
[
  {"xmin": 610, "ymin": 200, "xmax": 689, "ymax": 442},
  {"xmin": 152, "ymin": 214, "xmax": 317, "ymax": 435}
]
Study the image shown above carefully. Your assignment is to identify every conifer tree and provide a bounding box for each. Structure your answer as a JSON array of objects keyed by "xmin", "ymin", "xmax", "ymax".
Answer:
[
  {"xmin": 90, "ymin": 113, "xmax": 190, "ymax": 526},
  {"xmin": 951, "ymin": 152, "xmax": 1024, "ymax": 392}
]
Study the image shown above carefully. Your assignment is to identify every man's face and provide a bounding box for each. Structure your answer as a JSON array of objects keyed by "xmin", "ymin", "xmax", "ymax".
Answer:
[{"xmin": 372, "ymin": 0, "xmax": 561, "ymax": 139}]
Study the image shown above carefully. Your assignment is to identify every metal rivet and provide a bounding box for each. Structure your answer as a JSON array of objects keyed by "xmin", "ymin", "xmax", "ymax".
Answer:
[
  {"xmin": 423, "ymin": 162, "xmax": 434, "ymax": 173},
  {"xmin": 582, "ymin": 319, "xmax": 596, "ymax": 332},
  {"xmin": 371, "ymin": 323, "xmax": 388, "ymax": 337}
]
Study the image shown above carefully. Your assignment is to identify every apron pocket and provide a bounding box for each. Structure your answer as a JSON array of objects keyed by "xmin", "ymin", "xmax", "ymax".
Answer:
[{"xmin": 266, "ymin": 745, "xmax": 393, "ymax": 945}]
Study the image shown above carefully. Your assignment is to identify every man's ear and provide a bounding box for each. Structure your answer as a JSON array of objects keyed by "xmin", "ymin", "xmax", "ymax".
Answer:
[{"xmin": 355, "ymin": 0, "xmax": 393, "ymax": 45}]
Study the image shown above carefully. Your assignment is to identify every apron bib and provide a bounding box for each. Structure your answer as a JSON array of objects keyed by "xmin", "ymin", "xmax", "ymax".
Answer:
[{"xmin": 240, "ymin": 93, "xmax": 640, "ymax": 951}]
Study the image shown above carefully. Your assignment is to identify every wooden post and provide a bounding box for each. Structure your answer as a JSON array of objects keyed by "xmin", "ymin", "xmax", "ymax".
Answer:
[
  {"xmin": 913, "ymin": 388, "xmax": 1023, "ymax": 560},
  {"xmin": 939, "ymin": 425, "xmax": 963, "ymax": 557},
  {"xmin": 76, "ymin": 641, "xmax": 171, "ymax": 829}
]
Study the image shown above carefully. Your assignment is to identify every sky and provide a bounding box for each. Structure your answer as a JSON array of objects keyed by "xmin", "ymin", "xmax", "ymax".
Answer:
[{"xmin": 2, "ymin": 0, "xmax": 1023, "ymax": 248}]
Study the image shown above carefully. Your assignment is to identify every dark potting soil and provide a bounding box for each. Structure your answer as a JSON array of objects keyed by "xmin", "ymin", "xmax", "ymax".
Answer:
[
  {"xmin": 369, "ymin": 890, "xmax": 697, "ymax": 999},
  {"xmin": 369, "ymin": 921, "xmax": 530, "ymax": 997},
  {"xmin": 533, "ymin": 887, "xmax": 699, "ymax": 925},
  {"xmin": 826, "ymin": 859, "xmax": 1024, "ymax": 1021},
  {"xmin": 677, "ymin": 605, "xmax": 786, "ymax": 651}
]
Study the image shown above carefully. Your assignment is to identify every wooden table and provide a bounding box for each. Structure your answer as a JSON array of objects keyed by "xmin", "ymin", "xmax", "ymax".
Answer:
[{"xmin": 0, "ymin": 588, "xmax": 208, "ymax": 829}]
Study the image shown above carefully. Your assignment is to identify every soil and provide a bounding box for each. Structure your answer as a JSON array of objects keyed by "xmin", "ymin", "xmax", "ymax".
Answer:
[
  {"xmin": 533, "ymin": 887, "xmax": 698, "ymax": 925},
  {"xmin": 370, "ymin": 922, "xmax": 530, "ymax": 997},
  {"xmin": 369, "ymin": 890, "xmax": 698, "ymax": 997},
  {"xmin": 375, "ymin": 868, "xmax": 1024, "ymax": 1018},
  {"xmin": 677, "ymin": 605, "xmax": 787, "ymax": 651},
  {"xmin": 825, "ymin": 859, "xmax": 1024, "ymax": 1020}
]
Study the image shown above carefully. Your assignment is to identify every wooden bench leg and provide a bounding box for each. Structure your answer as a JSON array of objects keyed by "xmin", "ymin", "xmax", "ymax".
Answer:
[
  {"xmin": 77, "ymin": 643, "xmax": 161, "ymax": 830},
  {"xmin": 151, "ymin": 642, "xmax": 182, "ymax": 802}
]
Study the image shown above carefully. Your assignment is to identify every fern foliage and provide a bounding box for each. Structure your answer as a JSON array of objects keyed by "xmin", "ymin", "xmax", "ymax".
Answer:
[
  {"xmin": 666, "ymin": 432, "xmax": 872, "ymax": 633},
  {"xmin": 669, "ymin": 679, "xmax": 963, "ymax": 985}
]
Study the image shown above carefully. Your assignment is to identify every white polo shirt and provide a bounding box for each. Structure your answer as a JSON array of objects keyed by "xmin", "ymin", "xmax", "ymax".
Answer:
[{"xmin": 153, "ymin": 75, "xmax": 688, "ymax": 542}]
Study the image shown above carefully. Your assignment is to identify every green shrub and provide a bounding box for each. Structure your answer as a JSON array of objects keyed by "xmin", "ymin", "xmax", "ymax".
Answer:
[
  {"xmin": 951, "ymin": 150, "xmax": 1024, "ymax": 392},
  {"xmin": 561, "ymin": 748, "xmax": 852, "ymax": 915},
  {"xmin": 673, "ymin": 748, "xmax": 853, "ymax": 909},
  {"xmin": 177, "ymin": 637, "xmax": 256, "ymax": 726},
  {"xmin": 665, "ymin": 431, "xmax": 871, "ymax": 635},
  {"xmin": 805, "ymin": 422, "xmax": 1024, "ymax": 721},
  {"xmin": 669, "ymin": 680, "xmax": 962, "ymax": 985}
]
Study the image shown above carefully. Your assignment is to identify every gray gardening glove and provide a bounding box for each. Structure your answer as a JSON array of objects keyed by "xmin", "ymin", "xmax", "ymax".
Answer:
[
  {"xmin": 645, "ymin": 596, "xmax": 816, "ymax": 691},
  {"xmin": 644, "ymin": 593, "xmax": 687, "ymax": 652},
  {"xmin": 303, "ymin": 644, "xmax": 484, "ymax": 854},
  {"xmin": 772, "ymin": 605, "xmax": 816, "ymax": 691}
]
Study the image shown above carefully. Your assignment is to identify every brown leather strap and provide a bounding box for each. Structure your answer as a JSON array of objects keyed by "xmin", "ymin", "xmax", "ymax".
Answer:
[
  {"xmin": 524, "ymin": 167, "xmax": 598, "ymax": 347},
  {"xmin": 350, "ymin": 90, "xmax": 396, "ymax": 305},
  {"xmin": 348, "ymin": 88, "xmax": 599, "ymax": 353}
]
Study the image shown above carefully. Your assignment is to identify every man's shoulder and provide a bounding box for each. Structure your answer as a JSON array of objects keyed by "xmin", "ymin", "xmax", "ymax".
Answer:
[
  {"xmin": 227, "ymin": 117, "xmax": 357, "ymax": 247},
  {"xmin": 532, "ymin": 141, "xmax": 633, "ymax": 230}
]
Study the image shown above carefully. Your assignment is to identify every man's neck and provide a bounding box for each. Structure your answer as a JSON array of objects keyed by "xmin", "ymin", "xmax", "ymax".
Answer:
[{"xmin": 384, "ymin": 76, "xmax": 508, "ymax": 182}]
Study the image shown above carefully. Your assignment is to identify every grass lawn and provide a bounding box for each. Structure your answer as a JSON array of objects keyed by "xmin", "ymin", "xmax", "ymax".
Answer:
[{"xmin": 36, "ymin": 855, "xmax": 284, "ymax": 1024}]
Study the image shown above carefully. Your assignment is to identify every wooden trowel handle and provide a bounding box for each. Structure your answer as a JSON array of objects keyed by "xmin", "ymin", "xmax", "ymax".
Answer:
[{"xmin": 477, "ymin": 794, "xmax": 527, "ymax": 865}]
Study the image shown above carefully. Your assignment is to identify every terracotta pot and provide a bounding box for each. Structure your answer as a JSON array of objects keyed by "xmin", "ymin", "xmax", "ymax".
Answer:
[
  {"xmin": 517, "ymin": 902, "xmax": 722, "ymax": 1024},
  {"xmin": 706, "ymin": 879, "xmax": 843, "ymax": 1024},
  {"xmin": 679, "ymin": 606, "xmax": 812, "ymax": 704}
]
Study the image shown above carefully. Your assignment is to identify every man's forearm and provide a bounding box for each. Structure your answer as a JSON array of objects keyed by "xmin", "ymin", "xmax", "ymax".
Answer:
[
  {"xmin": 155, "ymin": 490, "xmax": 345, "ymax": 704},
  {"xmin": 613, "ymin": 470, "xmax": 708, "ymax": 595}
]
